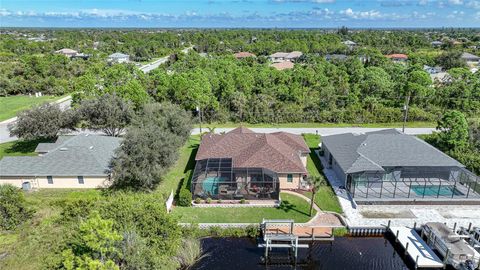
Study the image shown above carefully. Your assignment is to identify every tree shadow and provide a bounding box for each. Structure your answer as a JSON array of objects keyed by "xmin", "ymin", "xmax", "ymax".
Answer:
[
  {"xmin": 4, "ymin": 138, "xmax": 54, "ymax": 155},
  {"xmin": 278, "ymin": 199, "xmax": 309, "ymax": 216}
]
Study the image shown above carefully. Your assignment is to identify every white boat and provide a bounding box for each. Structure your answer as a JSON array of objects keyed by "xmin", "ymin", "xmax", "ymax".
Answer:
[{"xmin": 422, "ymin": 222, "xmax": 480, "ymax": 270}]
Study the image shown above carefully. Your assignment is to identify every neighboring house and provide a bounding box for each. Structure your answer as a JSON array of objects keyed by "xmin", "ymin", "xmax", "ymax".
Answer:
[
  {"xmin": 192, "ymin": 127, "xmax": 311, "ymax": 200},
  {"xmin": 107, "ymin": 52, "xmax": 130, "ymax": 63},
  {"xmin": 385, "ymin": 54, "xmax": 408, "ymax": 63},
  {"xmin": 342, "ymin": 40, "xmax": 357, "ymax": 49},
  {"xmin": 234, "ymin": 52, "xmax": 256, "ymax": 59},
  {"xmin": 269, "ymin": 51, "xmax": 303, "ymax": 62},
  {"xmin": 431, "ymin": 41, "xmax": 443, "ymax": 47},
  {"xmin": 55, "ymin": 48, "xmax": 79, "ymax": 58},
  {"xmin": 0, "ymin": 134, "xmax": 121, "ymax": 189},
  {"xmin": 270, "ymin": 61, "xmax": 294, "ymax": 70},
  {"xmin": 321, "ymin": 129, "xmax": 480, "ymax": 202},
  {"xmin": 461, "ymin": 52, "xmax": 480, "ymax": 66}
]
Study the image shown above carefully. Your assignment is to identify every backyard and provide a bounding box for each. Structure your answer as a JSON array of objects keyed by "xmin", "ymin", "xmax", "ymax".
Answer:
[{"xmin": 0, "ymin": 95, "xmax": 59, "ymax": 122}]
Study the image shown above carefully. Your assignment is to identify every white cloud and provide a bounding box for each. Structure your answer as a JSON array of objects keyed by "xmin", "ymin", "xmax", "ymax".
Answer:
[
  {"xmin": 339, "ymin": 8, "xmax": 383, "ymax": 19},
  {"xmin": 418, "ymin": 0, "xmax": 429, "ymax": 5}
]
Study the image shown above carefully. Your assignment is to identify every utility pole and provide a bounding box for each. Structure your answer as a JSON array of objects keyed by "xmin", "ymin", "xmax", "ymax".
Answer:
[
  {"xmin": 402, "ymin": 94, "xmax": 411, "ymax": 133},
  {"xmin": 196, "ymin": 106, "xmax": 202, "ymax": 134}
]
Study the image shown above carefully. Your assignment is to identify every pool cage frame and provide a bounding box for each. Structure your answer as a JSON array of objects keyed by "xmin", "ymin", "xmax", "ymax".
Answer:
[
  {"xmin": 191, "ymin": 158, "xmax": 280, "ymax": 200},
  {"xmin": 346, "ymin": 166, "xmax": 480, "ymax": 200}
]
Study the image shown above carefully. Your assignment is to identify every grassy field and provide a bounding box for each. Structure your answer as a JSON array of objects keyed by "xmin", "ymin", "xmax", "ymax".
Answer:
[
  {"xmin": 0, "ymin": 95, "xmax": 58, "ymax": 122},
  {"xmin": 196, "ymin": 121, "xmax": 436, "ymax": 129},
  {"xmin": 172, "ymin": 192, "xmax": 314, "ymax": 223},
  {"xmin": 302, "ymin": 134, "xmax": 343, "ymax": 213}
]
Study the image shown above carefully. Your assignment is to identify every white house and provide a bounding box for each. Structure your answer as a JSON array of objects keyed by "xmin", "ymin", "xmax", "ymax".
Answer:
[{"xmin": 107, "ymin": 53, "xmax": 130, "ymax": 63}]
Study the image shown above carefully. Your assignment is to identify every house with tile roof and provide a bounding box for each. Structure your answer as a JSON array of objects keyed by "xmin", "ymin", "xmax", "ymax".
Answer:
[
  {"xmin": 192, "ymin": 127, "xmax": 310, "ymax": 200},
  {"xmin": 55, "ymin": 48, "xmax": 79, "ymax": 57},
  {"xmin": 386, "ymin": 53, "xmax": 408, "ymax": 63},
  {"xmin": 269, "ymin": 51, "xmax": 303, "ymax": 63},
  {"xmin": 234, "ymin": 51, "xmax": 256, "ymax": 59},
  {"xmin": 321, "ymin": 129, "xmax": 480, "ymax": 203},
  {"xmin": 107, "ymin": 52, "xmax": 130, "ymax": 63},
  {"xmin": 0, "ymin": 134, "xmax": 121, "ymax": 189}
]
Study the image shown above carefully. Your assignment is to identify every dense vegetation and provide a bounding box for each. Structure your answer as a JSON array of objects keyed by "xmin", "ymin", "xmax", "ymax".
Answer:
[{"xmin": 1, "ymin": 29, "xmax": 479, "ymax": 125}]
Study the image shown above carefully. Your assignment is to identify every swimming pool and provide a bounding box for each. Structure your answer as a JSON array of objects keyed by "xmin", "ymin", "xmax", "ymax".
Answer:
[
  {"xmin": 201, "ymin": 176, "xmax": 227, "ymax": 195},
  {"xmin": 411, "ymin": 185, "xmax": 464, "ymax": 197}
]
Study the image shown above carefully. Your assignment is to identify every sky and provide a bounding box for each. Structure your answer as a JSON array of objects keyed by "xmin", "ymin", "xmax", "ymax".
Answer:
[{"xmin": 0, "ymin": 0, "xmax": 479, "ymax": 28}]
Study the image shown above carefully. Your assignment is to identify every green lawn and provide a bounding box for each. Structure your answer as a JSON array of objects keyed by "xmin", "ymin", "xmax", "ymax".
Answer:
[
  {"xmin": 0, "ymin": 95, "xmax": 59, "ymax": 122},
  {"xmin": 197, "ymin": 121, "xmax": 436, "ymax": 129},
  {"xmin": 172, "ymin": 192, "xmax": 314, "ymax": 223},
  {"xmin": 302, "ymin": 134, "xmax": 343, "ymax": 214},
  {"xmin": 156, "ymin": 135, "xmax": 200, "ymax": 196},
  {"xmin": 0, "ymin": 139, "xmax": 54, "ymax": 159}
]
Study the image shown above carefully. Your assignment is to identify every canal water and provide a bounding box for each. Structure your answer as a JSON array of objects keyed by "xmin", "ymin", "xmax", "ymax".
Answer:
[{"xmin": 192, "ymin": 236, "xmax": 451, "ymax": 270}]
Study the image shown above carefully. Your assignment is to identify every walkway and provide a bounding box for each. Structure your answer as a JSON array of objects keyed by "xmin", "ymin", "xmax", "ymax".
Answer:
[{"xmin": 191, "ymin": 127, "xmax": 436, "ymax": 136}]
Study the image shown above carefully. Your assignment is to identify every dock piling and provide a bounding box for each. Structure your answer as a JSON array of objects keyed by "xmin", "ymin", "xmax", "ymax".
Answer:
[
  {"xmin": 405, "ymin": 242, "xmax": 409, "ymax": 256},
  {"xmin": 395, "ymin": 230, "xmax": 399, "ymax": 243}
]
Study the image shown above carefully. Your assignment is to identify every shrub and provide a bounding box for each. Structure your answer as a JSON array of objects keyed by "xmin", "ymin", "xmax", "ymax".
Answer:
[
  {"xmin": 217, "ymin": 199, "xmax": 222, "ymax": 204},
  {"xmin": 177, "ymin": 188, "xmax": 192, "ymax": 207},
  {"xmin": 194, "ymin": 198, "xmax": 202, "ymax": 204},
  {"xmin": 239, "ymin": 198, "xmax": 246, "ymax": 204},
  {"xmin": 206, "ymin": 198, "xmax": 212, "ymax": 204},
  {"xmin": 0, "ymin": 184, "xmax": 34, "ymax": 230}
]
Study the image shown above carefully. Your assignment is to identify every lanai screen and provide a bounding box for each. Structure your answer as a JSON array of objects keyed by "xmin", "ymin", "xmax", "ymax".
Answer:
[{"xmin": 191, "ymin": 158, "xmax": 280, "ymax": 200}]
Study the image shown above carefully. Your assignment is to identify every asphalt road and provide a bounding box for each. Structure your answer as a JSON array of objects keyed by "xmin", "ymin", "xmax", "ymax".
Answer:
[{"xmin": 139, "ymin": 46, "xmax": 193, "ymax": 73}]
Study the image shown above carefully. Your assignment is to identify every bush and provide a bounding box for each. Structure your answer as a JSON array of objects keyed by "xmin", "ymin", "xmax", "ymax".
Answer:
[
  {"xmin": 217, "ymin": 199, "xmax": 222, "ymax": 204},
  {"xmin": 178, "ymin": 188, "xmax": 192, "ymax": 206},
  {"xmin": 206, "ymin": 198, "xmax": 212, "ymax": 204},
  {"xmin": 239, "ymin": 198, "xmax": 246, "ymax": 204},
  {"xmin": 0, "ymin": 184, "xmax": 34, "ymax": 230},
  {"xmin": 194, "ymin": 198, "xmax": 202, "ymax": 204}
]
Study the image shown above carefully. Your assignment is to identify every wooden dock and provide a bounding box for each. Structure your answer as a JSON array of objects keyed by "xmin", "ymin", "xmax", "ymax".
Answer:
[{"xmin": 389, "ymin": 226, "xmax": 444, "ymax": 269}]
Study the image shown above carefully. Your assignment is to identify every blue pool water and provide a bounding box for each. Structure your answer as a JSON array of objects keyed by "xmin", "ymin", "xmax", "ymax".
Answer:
[
  {"xmin": 202, "ymin": 177, "xmax": 226, "ymax": 195},
  {"xmin": 411, "ymin": 185, "xmax": 464, "ymax": 196}
]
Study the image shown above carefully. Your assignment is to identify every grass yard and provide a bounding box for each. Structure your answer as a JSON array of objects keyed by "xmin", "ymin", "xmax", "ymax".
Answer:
[
  {"xmin": 0, "ymin": 139, "xmax": 53, "ymax": 159},
  {"xmin": 302, "ymin": 134, "xmax": 343, "ymax": 214},
  {"xmin": 156, "ymin": 135, "xmax": 200, "ymax": 196},
  {"xmin": 0, "ymin": 95, "xmax": 58, "ymax": 122},
  {"xmin": 172, "ymin": 192, "xmax": 314, "ymax": 223},
  {"xmin": 197, "ymin": 121, "xmax": 436, "ymax": 129}
]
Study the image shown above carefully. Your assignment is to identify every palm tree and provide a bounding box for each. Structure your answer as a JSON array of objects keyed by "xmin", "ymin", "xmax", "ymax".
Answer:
[{"xmin": 308, "ymin": 175, "xmax": 325, "ymax": 217}]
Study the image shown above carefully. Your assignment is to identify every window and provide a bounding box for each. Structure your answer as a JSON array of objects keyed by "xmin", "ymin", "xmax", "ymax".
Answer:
[
  {"xmin": 287, "ymin": 174, "xmax": 293, "ymax": 183},
  {"xmin": 47, "ymin": 176, "xmax": 53, "ymax": 184},
  {"xmin": 78, "ymin": 176, "xmax": 84, "ymax": 184}
]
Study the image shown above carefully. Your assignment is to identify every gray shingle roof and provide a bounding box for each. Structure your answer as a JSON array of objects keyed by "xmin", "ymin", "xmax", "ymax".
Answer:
[
  {"xmin": 0, "ymin": 134, "xmax": 121, "ymax": 177},
  {"xmin": 322, "ymin": 129, "xmax": 464, "ymax": 174}
]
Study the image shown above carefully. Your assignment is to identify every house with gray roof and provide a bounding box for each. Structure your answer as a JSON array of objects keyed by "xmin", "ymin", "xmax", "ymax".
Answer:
[
  {"xmin": 107, "ymin": 52, "xmax": 130, "ymax": 63},
  {"xmin": 321, "ymin": 129, "xmax": 480, "ymax": 202},
  {"xmin": 0, "ymin": 134, "xmax": 121, "ymax": 189}
]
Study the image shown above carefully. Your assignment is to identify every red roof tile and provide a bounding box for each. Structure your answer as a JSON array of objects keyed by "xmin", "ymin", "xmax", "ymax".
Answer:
[
  {"xmin": 386, "ymin": 54, "xmax": 408, "ymax": 59},
  {"xmin": 196, "ymin": 127, "xmax": 310, "ymax": 173},
  {"xmin": 234, "ymin": 52, "xmax": 256, "ymax": 58}
]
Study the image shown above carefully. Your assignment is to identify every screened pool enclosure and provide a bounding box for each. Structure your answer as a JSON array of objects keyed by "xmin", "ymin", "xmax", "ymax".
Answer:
[
  {"xmin": 191, "ymin": 158, "xmax": 280, "ymax": 200},
  {"xmin": 346, "ymin": 167, "xmax": 480, "ymax": 201}
]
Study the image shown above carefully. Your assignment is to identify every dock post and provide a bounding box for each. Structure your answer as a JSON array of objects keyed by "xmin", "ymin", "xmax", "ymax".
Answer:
[
  {"xmin": 453, "ymin": 222, "xmax": 457, "ymax": 232},
  {"xmin": 395, "ymin": 230, "xmax": 399, "ymax": 243},
  {"xmin": 415, "ymin": 255, "xmax": 419, "ymax": 270},
  {"xmin": 468, "ymin": 222, "xmax": 472, "ymax": 232},
  {"xmin": 443, "ymin": 248, "xmax": 450, "ymax": 269},
  {"xmin": 387, "ymin": 220, "xmax": 391, "ymax": 229},
  {"xmin": 413, "ymin": 222, "xmax": 416, "ymax": 230},
  {"xmin": 311, "ymin": 228, "xmax": 314, "ymax": 241},
  {"xmin": 405, "ymin": 242, "xmax": 409, "ymax": 256}
]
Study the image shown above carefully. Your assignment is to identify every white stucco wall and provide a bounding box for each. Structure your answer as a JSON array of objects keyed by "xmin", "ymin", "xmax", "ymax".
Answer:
[{"xmin": 0, "ymin": 176, "xmax": 109, "ymax": 189}]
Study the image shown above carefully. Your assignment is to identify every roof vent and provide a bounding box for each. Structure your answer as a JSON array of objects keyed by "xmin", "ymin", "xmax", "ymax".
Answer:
[{"xmin": 60, "ymin": 147, "xmax": 68, "ymax": 151}]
